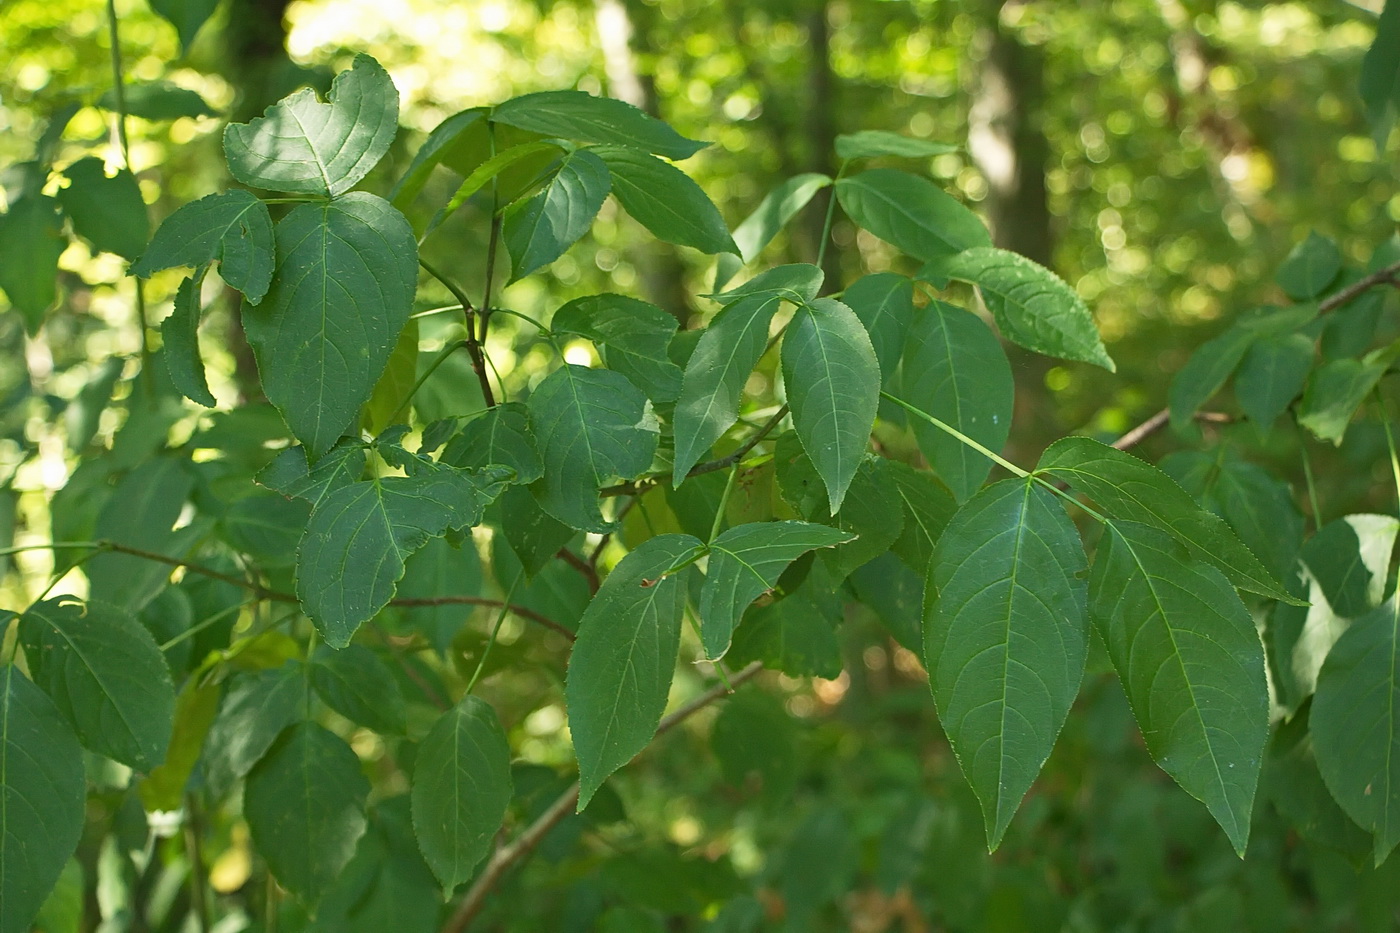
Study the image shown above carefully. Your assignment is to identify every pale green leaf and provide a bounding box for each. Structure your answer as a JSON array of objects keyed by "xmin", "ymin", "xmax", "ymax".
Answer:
[
  {"xmin": 1297, "ymin": 346, "xmax": 1395, "ymax": 445},
  {"xmin": 925, "ymin": 477, "xmax": 1088, "ymax": 848},
  {"xmin": 138, "ymin": 680, "xmax": 219, "ymax": 812},
  {"xmin": 361, "ymin": 319, "xmax": 419, "ymax": 434},
  {"xmin": 56, "ymin": 157, "xmax": 148, "ymax": 260},
  {"xmin": 552, "ymin": 294, "xmax": 682, "ymax": 403},
  {"xmin": 132, "ymin": 189, "xmax": 275, "ymax": 303},
  {"xmin": 1089, "ymin": 521, "xmax": 1269, "ymax": 856},
  {"xmin": 310, "ymin": 644, "xmax": 407, "ymax": 734},
  {"xmin": 842, "ymin": 272, "xmax": 914, "ymax": 382},
  {"xmin": 492, "ymin": 90, "xmax": 706, "ymax": 160},
  {"xmin": 98, "ymin": 81, "xmax": 217, "ymax": 120},
  {"xmin": 594, "ymin": 146, "xmax": 737, "ymax": 255},
  {"xmin": 834, "ymin": 168, "xmax": 989, "ymax": 263},
  {"xmin": 504, "ymin": 149, "xmax": 610, "ymax": 281},
  {"xmin": 390, "ymin": 108, "xmax": 488, "ymax": 209},
  {"xmin": 714, "ymin": 174, "xmax": 831, "ymax": 290},
  {"xmin": 201, "ymin": 662, "xmax": 305, "ymax": 798},
  {"xmin": 835, "ymin": 130, "xmax": 958, "ymax": 160},
  {"xmin": 223, "ymin": 54, "xmax": 398, "ymax": 197},
  {"xmin": 148, "ymin": 0, "xmax": 218, "ymax": 52},
  {"xmin": 1302, "ymin": 513, "xmax": 1399, "ymax": 619}
]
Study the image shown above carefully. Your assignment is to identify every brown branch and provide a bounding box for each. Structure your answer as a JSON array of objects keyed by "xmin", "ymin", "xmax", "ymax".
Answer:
[
  {"xmin": 602, "ymin": 404, "xmax": 789, "ymax": 498},
  {"xmin": 441, "ymin": 661, "xmax": 764, "ymax": 933},
  {"xmin": 1110, "ymin": 409, "xmax": 1235, "ymax": 452},
  {"xmin": 419, "ymin": 257, "xmax": 495, "ymax": 407},
  {"xmin": 556, "ymin": 548, "xmax": 600, "ymax": 594}
]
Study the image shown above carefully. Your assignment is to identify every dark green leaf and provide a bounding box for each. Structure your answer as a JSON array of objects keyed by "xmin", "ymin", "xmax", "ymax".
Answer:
[
  {"xmin": 504, "ymin": 149, "xmax": 610, "ymax": 281},
  {"xmin": 410, "ymin": 695, "xmax": 513, "ymax": 892},
  {"xmin": 244, "ymin": 192, "xmax": 417, "ymax": 457},
  {"xmin": 782, "ymin": 297, "xmax": 880, "ymax": 513},
  {"xmin": 699, "ymin": 521, "xmax": 853, "ymax": 659},
  {"xmin": 1303, "ymin": 513, "xmax": 1399, "ymax": 619},
  {"xmin": 849, "ymin": 551, "xmax": 924, "ymax": 653},
  {"xmin": 148, "ymin": 0, "xmax": 218, "ymax": 52},
  {"xmin": 310, "ymin": 644, "xmax": 407, "ymax": 734},
  {"xmin": 498, "ymin": 484, "xmax": 575, "ymax": 577},
  {"xmin": 835, "ymin": 168, "xmax": 989, "ymax": 263},
  {"xmin": 934, "ymin": 247, "xmax": 1114, "ymax": 371},
  {"xmin": 1311, "ymin": 597, "xmax": 1400, "ymax": 865},
  {"xmin": 224, "ymin": 54, "xmax": 398, "ymax": 197},
  {"xmin": 925, "ymin": 477, "xmax": 1088, "ymax": 848},
  {"xmin": 1214, "ymin": 460, "xmax": 1305, "ymax": 586},
  {"xmin": 99, "ymin": 81, "xmax": 217, "ymax": 120},
  {"xmin": 0, "ymin": 666, "xmax": 85, "ymax": 933},
  {"xmin": 390, "ymin": 108, "xmax": 488, "ymax": 209},
  {"xmin": 711, "ymin": 687, "xmax": 798, "ymax": 801},
  {"xmin": 1089, "ymin": 521, "xmax": 1268, "ymax": 856},
  {"xmin": 1234, "ymin": 333, "xmax": 1313, "ymax": 430},
  {"xmin": 397, "ymin": 535, "xmax": 484, "ymax": 653},
  {"xmin": 886, "ymin": 461, "xmax": 956, "ymax": 574},
  {"xmin": 132, "ymin": 189, "xmax": 275, "ymax": 303},
  {"xmin": 244, "ymin": 722, "xmax": 370, "ymax": 905},
  {"xmin": 781, "ymin": 810, "xmax": 858, "ymax": 929},
  {"xmin": 714, "ymin": 174, "xmax": 831, "ymax": 290},
  {"xmin": 492, "ymin": 90, "xmax": 705, "ymax": 160},
  {"xmin": 1266, "ymin": 701, "xmax": 1372, "ymax": 860},
  {"xmin": 161, "ymin": 267, "xmax": 216, "ymax": 406},
  {"xmin": 1297, "ymin": 346, "xmax": 1395, "ymax": 445},
  {"xmin": 1322, "ymin": 289, "xmax": 1384, "ymax": 360},
  {"xmin": 595, "ymin": 146, "xmax": 737, "ymax": 255},
  {"xmin": 308, "ymin": 799, "xmax": 440, "ymax": 933},
  {"xmin": 727, "ymin": 567, "xmax": 843, "ymax": 679},
  {"xmin": 441, "ymin": 403, "xmax": 543, "ymax": 483},
  {"xmin": 86, "ymin": 456, "xmax": 197, "ymax": 611},
  {"xmin": 257, "ymin": 441, "xmax": 366, "ymax": 505},
  {"xmin": 1037, "ymin": 436, "xmax": 1294, "ymax": 602},
  {"xmin": 1359, "ymin": 0, "xmax": 1400, "ymax": 138},
  {"xmin": 835, "ymin": 130, "xmax": 958, "ymax": 160},
  {"xmin": 57, "ymin": 157, "xmax": 148, "ymax": 260},
  {"xmin": 201, "ymin": 662, "xmax": 305, "ymax": 798},
  {"xmin": 0, "ymin": 193, "xmax": 64, "ymax": 333},
  {"xmin": 1168, "ymin": 327, "xmax": 1254, "ymax": 431},
  {"xmin": 1277, "ymin": 232, "xmax": 1342, "ymax": 300},
  {"xmin": 566, "ymin": 534, "xmax": 704, "ymax": 808},
  {"xmin": 430, "ymin": 141, "xmax": 565, "ymax": 235},
  {"xmin": 552, "ymin": 295, "xmax": 682, "ymax": 403},
  {"xmin": 899, "ymin": 301, "xmax": 1013, "ymax": 501},
  {"xmin": 526, "ymin": 364, "xmax": 658, "ymax": 532},
  {"xmin": 843, "ymin": 273, "xmax": 914, "ymax": 382},
  {"xmin": 20, "ymin": 597, "xmax": 175, "ymax": 770}
]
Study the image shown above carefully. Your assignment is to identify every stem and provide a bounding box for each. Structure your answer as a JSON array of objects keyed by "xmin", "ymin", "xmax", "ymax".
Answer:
[
  {"xmin": 382, "ymin": 339, "xmax": 468, "ymax": 428},
  {"xmin": 480, "ymin": 124, "xmax": 503, "ymax": 339},
  {"xmin": 105, "ymin": 0, "xmax": 151, "ymax": 388},
  {"xmin": 815, "ymin": 162, "xmax": 847, "ymax": 273},
  {"xmin": 419, "ymin": 258, "xmax": 496, "ymax": 407},
  {"xmin": 1375, "ymin": 388, "xmax": 1400, "ymax": 513},
  {"xmin": 556, "ymin": 548, "xmax": 600, "ymax": 593},
  {"xmin": 709, "ymin": 465, "xmax": 738, "ymax": 543},
  {"xmin": 1299, "ymin": 433, "xmax": 1323, "ymax": 532},
  {"xmin": 601, "ymin": 404, "xmax": 789, "ymax": 498},
  {"xmin": 441, "ymin": 662, "xmax": 764, "ymax": 933},
  {"xmin": 881, "ymin": 391, "xmax": 1028, "ymax": 478},
  {"xmin": 158, "ymin": 599, "xmax": 254, "ymax": 651},
  {"xmin": 464, "ymin": 571, "xmax": 523, "ymax": 694}
]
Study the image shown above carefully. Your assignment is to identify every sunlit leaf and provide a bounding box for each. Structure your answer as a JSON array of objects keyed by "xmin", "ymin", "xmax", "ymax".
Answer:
[
  {"xmin": 835, "ymin": 130, "xmax": 958, "ymax": 160},
  {"xmin": 493, "ymin": 91, "xmax": 706, "ymax": 160},
  {"xmin": 133, "ymin": 189, "xmax": 275, "ymax": 303},
  {"xmin": 595, "ymin": 146, "xmax": 737, "ymax": 255},
  {"xmin": 1297, "ymin": 345, "xmax": 1396, "ymax": 445},
  {"xmin": 836, "ymin": 167, "xmax": 988, "ymax": 264},
  {"xmin": 714, "ymin": 174, "xmax": 831, "ymax": 290},
  {"xmin": 0, "ymin": 193, "xmax": 64, "ymax": 333}
]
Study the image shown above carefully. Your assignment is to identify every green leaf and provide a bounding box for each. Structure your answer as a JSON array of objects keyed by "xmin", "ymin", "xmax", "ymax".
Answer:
[
  {"xmin": 1277, "ymin": 232, "xmax": 1343, "ymax": 300},
  {"xmin": 727, "ymin": 571, "xmax": 843, "ymax": 679},
  {"xmin": 1322, "ymin": 289, "xmax": 1384, "ymax": 360},
  {"xmin": 711, "ymin": 687, "xmax": 798, "ymax": 801},
  {"xmin": 390, "ymin": 108, "xmax": 488, "ymax": 209},
  {"xmin": 1297, "ymin": 346, "xmax": 1395, "ymax": 445},
  {"xmin": 19, "ymin": 597, "xmax": 175, "ymax": 770},
  {"xmin": 132, "ymin": 189, "xmax": 276, "ymax": 303},
  {"xmin": 99, "ymin": 81, "xmax": 217, "ymax": 120},
  {"xmin": 899, "ymin": 301, "xmax": 1013, "ymax": 501},
  {"xmin": 566, "ymin": 534, "xmax": 704, "ymax": 809},
  {"xmin": 148, "ymin": 0, "xmax": 218, "ymax": 52},
  {"xmin": 1088, "ymin": 521, "xmax": 1269, "ymax": 856},
  {"xmin": 552, "ymin": 294, "xmax": 683, "ymax": 403},
  {"xmin": 887, "ymin": 460, "xmax": 957, "ymax": 574},
  {"xmin": 257, "ymin": 441, "xmax": 366, "ymax": 505},
  {"xmin": 244, "ymin": 192, "xmax": 417, "ymax": 457},
  {"xmin": 834, "ymin": 168, "xmax": 989, "ymax": 263},
  {"xmin": 842, "ymin": 273, "xmax": 914, "ymax": 383},
  {"xmin": 1234, "ymin": 333, "xmax": 1313, "ymax": 430},
  {"xmin": 1168, "ymin": 327, "xmax": 1254, "ymax": 431},
  {"xmin": 410, "ymin": 695, "xmax": 513, "ymax": 892},
  {"xmin": 849, "ymin": 552, "xmax": 924, "ymax": 653},
  {"xmin": 504, "ymin": 149, "xmax": 610, "ymax": 281},
  {"xmin": 429, "ymin": 141, "xmax": 565, "ymax": 236},
  {"xmin": 714, "ymin": 174, "xmax": 831, "ymax": 290},
  {"xmin": 699, "ymin": 521, "xmax": 853, "ymax": 659},
  {"xmin": 492, "ymin": 90, "xmax": 705, "ymax": 160},
  {"xmin": 244, "ymin": 721, "xmax": 370, "ymax": 905},
  {"xmin": 298, "ymin": 462, "xmax": 505, "ymax": 647},
  {"xmin": 310, "ymin": 644, "xmax": 407, "ymax": 734},
  {"xmin": 440, "ymin": 404, "xmax": 543, "ymax": 484},
  {"xmin": 86, "ymin": 456, "xmax": 197, "ymax": 611},
  {"xmin": 498, "ymin": 484, "xmax": 575, "ymax": 577},
  {"xmin": 1311, "ymin": 598, "xmax": 1400, "ymax": 866},
  {"xmin": 361, "ymin": 318, "xmax": 419, "ymax": 434},
  {"xmin": 711, "ymin": 262, "xmax": 823, "ymax": 304},
  {"xmin": 397, "ymin": 535, "xmax": 483, "ymax": 652},
  {"xmin": 594, "ymin": 146, "xmax": 738, "ymax": 255},
  {"xmin": 835, "ymin": 130, "xmax": 958, "ymax": 160},
  {"xmin": 1213, "ymin": 460, "xmax": 1305, "ymax": 586},
  {"xmin": 781, "ymin": 298, "xmax": 880, "ymax": 513},
  {"xmin": 33, "ymin": 859, "xmax": 83, "ymax": 933},
  {"xmin": 138, "ymin": 679, "xmax": 220, "ymax": 811},
  {"xmin": 1361, "ymin": 0, "xmax": 1400, "ymax": 140},
  {"xmin": 224, "ymin": 54, "xmax": 398, "ymax": 197},
  {"xmin": 201, "ymin": 662, "xmax": 305, "ymax": 798},
  {"xmin": 0, "ymin": 193, "xmax": 65, "ymax": 333},
  {"xmin": 0, "ymin": 665, "xmax": 85, "ymax": 933},
  {"xmin": 933, "ymin": 247, "xmax": 1114, "ymax": 371},
  {"xmin": 56, "ymin": 157, "xmax": 148, "ymax": 260},
  {"xmin": 1266, "ymin": 701, "xmax": 1373, "ymax": 861},
  {"xmin": 161, "ymin": 267, "xmax": 216, "ymax": 406},
  {"xmin": 1303, "ymin": 513, "xmax": 1399, "ymax": 619},
  {"xmin": 1038, "ymin": 436, "xmax": 1294, "ymax": 602},
  {"xmin": 924, "ymin": 478, "xmax": 1088, "ymax": 848},
  {"xmin": 308, "ymin": 798, "xmax": 440, "ymax": 933},
  {"xmin": 526, "ymin": 364, "xmax": 659, "ymax": 532}
]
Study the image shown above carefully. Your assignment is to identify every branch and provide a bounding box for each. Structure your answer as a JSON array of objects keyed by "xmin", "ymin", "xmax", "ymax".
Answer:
[
  {"xmin": 601, "ymin": 404, "xmax": 789, "ymax": 498},
  {"xmin": 1111, "ymin": 409, "xmax": 1234, "ymax": 451},
  {"xmin": 419, "ymin": 257, "xmax": 496, "ymax": 407},
  {"xmin": 556, "ymin": 548, "xmax": 600, "ymax": 594},
  {"xmin": 442, "ymin": 661, "xmax": 764, "ymax": 933}
]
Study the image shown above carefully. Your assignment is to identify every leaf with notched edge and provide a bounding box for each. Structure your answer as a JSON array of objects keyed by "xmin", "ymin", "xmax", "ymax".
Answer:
[{"xmin": 132, "ymin": 189, "xmax": 274, "ymax": 303}]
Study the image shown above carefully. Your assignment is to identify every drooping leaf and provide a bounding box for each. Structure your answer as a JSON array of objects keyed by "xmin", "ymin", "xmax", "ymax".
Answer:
[
  {"xmin": 138, "ymin": 679, "xmax": 220, "ymax": 812},
  {"xmin": 148, "ymin": 0, "xmax": 219, "ymax": 52},
  {"xmin": 1037, "ymin": 436, "xmax": 1294, "ymax": 602},
  {"xmin": 200, "ymin": 662, "xmax": 305, "ymax": 798},
  {"xmin": 835, "ymin": 130, "xmax": 958, "ymax": 160},
  {"xmin": 1359, "ymin": 0, "xmax": 1400, "ymax": 139},
  {"xmin": 0, "ymin": 193, "xmax": 65, "ymax": 333},
  {"xmin": 835, "ymin": 168, "xmax": 989, "ymax": 263},
  {"xmin": 161, "ymin": 267, "xmax": 217, "ymax": 406},
  {"xmin": 1088, "ymin": 521, "xmax": 1268, "ymax": 856},
  {"xmin": 699, "ymin": 521, "xmax": 853, "ymax": 659},
  {"xmin": 504, "ymin": 149, "xmax": 610, "ymax": 281},
  {"xmin": 594, "ymin": 146, "xmax": 738, "ymax": 255},
  {"xmin": 132, "ymin": 189, "xmax": 275, "ymax": 303},
  {"xmin": 257, "ymin": 441, "xmax": 366, "ymax": 505},
  {"xmin": 492, "ymin": 91, "xmax": 706, "ymax": 160},
  {"xmin": 1276, "ymin": 232, "xmax": 1342, "ymax": 300},
  {"xmin": 714, "ymin": 174, "xmax": 831, "ymax": 290},
  {"xmin": 244, "ymin": 722, "xmax": 370, "ymax": 905},
  {"xmin": 711, "ymin": 263, "xmax": 824, "ymax": 305},
  {"xmin": 410, "ymin": 695, "xmax": 513, "ymax": 892},
  {"xmin": 924, "ymin": 477, "xmax": 1088, "ymax": 849},
  {"xmin": 1311, "ymin": 598, "xmax": 1400, "ymax": 866},
  {"xmin": 19, "ymin": 597, "xmax": 175, "ymax": 771},
  {"xmin": 0, "ymin": 665, "xmax": 85, "ymax": 933},
  {"xmin": 527, "ymin": 364, "xmax": 659, "ymax": 532},
  {"xmin": 56, "ymin": 157, "xmax": 148, "ymax": 260},
  {"xmin": 299, "ymin": 460, "xmax": 506, "ymax": 647},
  {"xmin": 552, "ymin": 294, "xmax": 682, "ymax": 403},
  {"xmin": 243, "ymin": 192, "xmax": 417, "ymax": 457},
  {"xmin": 842, "ymin": 273, "xmax": 915, "ymax": 382},
  {"xmin": 98, "ymin": 81, "xmax": 217, "ymax": 120},
  {"xmin": 898, "ymin": 301, "xmax": 1013, "ymax": 501},
  {"xmin": 390, "ymin": 108, "xmax": 488, "ymax": 209},
  {"xmin": 1234, "ymin": 333, "xmax": 1313, "ymax": 430},
  {"xmin": 224, "ymin": 54, "xmax": 398, "ymax": 197},
  {"xmin": 1297, "ymin": 346, "xmax": 1395, "ymax": 446},
  {"xmin": 309, "ymin": 644, "xmax": 407, "ymax": 734},
  {"xmin": 429, "ymin": 141, "xmax": 565, "ymax": 235},
  {"xmin": 566, "ymin": 534, "xmax": 704, "ymax": 809},
  {"xmin": 1168, "ymin": 327, "xmax": 1254, "ymax": 431},
  {"xmin": 396, "ymin": 535, "xmax": 484, "ymax": 652},
  {"xmin": 933, "ymin": 247, "xmax": 1114, "ymax": 371},
  {"xmin": 886, "ymin": 460, "xmax": 957, "ymax": 574},
  {"xmin": 440, "ymin": 404, "xmax": 543, "ymax": 484},
  {"xmin": 782, "ymin": 297, "xmax": 880, "ymax": 513}
]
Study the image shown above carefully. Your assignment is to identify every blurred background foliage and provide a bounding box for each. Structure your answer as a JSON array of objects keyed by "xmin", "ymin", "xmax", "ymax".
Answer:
[{"xmin": 2, "ymin": 0, "xmax": 1399, "ymax": 930}]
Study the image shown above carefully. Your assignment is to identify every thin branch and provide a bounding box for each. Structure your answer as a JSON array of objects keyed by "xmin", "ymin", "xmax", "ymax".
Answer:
[
  {"xmin": 556, "ymin": 548, "xmax": 600, "ymax": 594},
  {"xmin": 442, "ymin": 662, "xmax": 764, "ymax": 933},
  {"xmin": 601, "ymin": 404, "xmax": 789, "ymax": 498},
  {"xmin": 419, "ymin": 257, "xmax": 496, "ymax": 407},
  {"xmin": 1111, "ymin": 409, "xmax": 1235, "ymax": 452}
]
